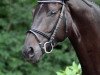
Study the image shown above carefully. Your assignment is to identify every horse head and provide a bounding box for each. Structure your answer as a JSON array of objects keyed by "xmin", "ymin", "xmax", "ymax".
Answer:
[{"xmin": 22, "ymin": 0, "xmax": 72, "ymax": 63}]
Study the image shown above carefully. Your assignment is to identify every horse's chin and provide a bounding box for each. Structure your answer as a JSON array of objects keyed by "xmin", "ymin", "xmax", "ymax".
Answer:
[
  {"xmin": 30, "ymin": 59, "xmax": 39, "ymax": 64},
  {"xmin": 29, "ymin": 52, "xmax": 42, "ymax": 64},
  {"xmin": 26, "ymin": 56, "xmax": 40, "ymax": 64}
]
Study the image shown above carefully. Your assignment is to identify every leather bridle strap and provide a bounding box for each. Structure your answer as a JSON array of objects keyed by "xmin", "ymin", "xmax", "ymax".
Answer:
[
  {"xmin": 38, "ymin": 1, "xmax": 64, "ymax": 5},
  {"xmin": 50, "ymin": 1, "xmax": 65, "ymax": 42},
  {"xmin": 28, "ymin": 29, "xmax": 50, "ymax": 40}
]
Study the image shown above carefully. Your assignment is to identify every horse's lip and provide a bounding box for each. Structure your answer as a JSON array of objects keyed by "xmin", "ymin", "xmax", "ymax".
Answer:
[
  {"xmin": 31, "ymin": 60, "xmax": 39, "ymax": 64},
  {"xmin": 29, "ymin": 53, "xmax": 35, "ymax": 58},
  {"xmin": 23, "ymin": 53, "xmax": 34, "ymax": 61}
]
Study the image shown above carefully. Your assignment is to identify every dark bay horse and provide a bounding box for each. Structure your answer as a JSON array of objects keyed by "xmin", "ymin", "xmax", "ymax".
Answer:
[{"xmin": 22, "ymin": 0, "xmax": 100, "ymax": 75}]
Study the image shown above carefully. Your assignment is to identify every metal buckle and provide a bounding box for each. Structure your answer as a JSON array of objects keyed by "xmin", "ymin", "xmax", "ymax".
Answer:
[{"xmin": 43, "ymin": 42, "xmax": 54, "ymax": 53}]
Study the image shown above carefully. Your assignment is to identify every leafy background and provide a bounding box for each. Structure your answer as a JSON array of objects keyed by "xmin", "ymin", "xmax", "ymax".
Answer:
[{"xmin": 0, "ymin": 0, "xmax": 100, "ymax": 75}]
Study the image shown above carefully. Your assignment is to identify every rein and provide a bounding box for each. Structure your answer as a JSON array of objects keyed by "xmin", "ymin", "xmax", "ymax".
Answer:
[{"xmin": 27, "ymin": 0, "xmax": 65, "ymax": 54}]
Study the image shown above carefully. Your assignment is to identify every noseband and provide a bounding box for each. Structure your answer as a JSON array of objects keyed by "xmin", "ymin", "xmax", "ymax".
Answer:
[{"xmin": 27, "ymin": 0, "xmax": 65, "ymax": 54}]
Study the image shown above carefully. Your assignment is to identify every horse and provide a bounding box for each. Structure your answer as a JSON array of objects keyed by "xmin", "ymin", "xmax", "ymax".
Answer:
[{"xmin": 22, "ymin": 0, "xmax": 100, "ymax": 75}]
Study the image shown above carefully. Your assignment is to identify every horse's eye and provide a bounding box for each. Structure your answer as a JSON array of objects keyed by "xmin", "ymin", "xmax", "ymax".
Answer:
[
  {"xmin": 51, "ymin": 10, "xmax": 57, "ymax": 14},
  {"xmin": 47, "ymin": 10, "xmax": 57, "ymax": 16}
]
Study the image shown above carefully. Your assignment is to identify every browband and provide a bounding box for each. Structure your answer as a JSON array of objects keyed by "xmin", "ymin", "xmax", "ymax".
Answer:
[{"xmin": 38, "ymin": 1, "xmax": 64, "ymax": 5}]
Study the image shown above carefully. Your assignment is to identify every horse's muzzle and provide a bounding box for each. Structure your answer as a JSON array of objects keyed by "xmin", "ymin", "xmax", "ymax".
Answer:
[{"xmin": 22, "ymin": 47, "xmax": 35, "ymax": 60}]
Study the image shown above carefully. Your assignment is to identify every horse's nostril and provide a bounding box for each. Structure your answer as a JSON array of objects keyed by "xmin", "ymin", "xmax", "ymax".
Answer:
[
  {"xmin": 22, "ymin": 47, "xmax": 35, "ymax": 59},
  {"xmin": 28, "ymin": 47, "xmax": 34, "ymax": 54}
]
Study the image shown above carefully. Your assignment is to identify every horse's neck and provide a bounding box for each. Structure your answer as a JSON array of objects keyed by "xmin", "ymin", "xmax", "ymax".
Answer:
[
  {"xmin": 68, "ymin": 1, "xmax": 100, "ymax": 75},
  {"xmin": 70, "ymin": 0, "xmax": 100, "ymax": 35},
  {"xmin": 85, "ymin": 0, "xmax": 100, "ymax": 11}
]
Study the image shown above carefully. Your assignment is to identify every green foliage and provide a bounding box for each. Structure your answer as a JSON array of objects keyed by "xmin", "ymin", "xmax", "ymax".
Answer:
[
  {"xmin": 95, "ymin": 0, "xmax": 100, "ymax": 5},
  {"xmin": 56, "ymin": 62, "xmax": 82, "ymax": 75},
  {"xmin": 0, "ymin": 0, "xmax": 34, "ymax": 31}
]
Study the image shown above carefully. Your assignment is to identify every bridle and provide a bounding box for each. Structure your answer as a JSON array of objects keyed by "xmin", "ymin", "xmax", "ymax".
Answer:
[{"xmin": 27, "ymin": 0, "xmax": 65, "ymax": 54}]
